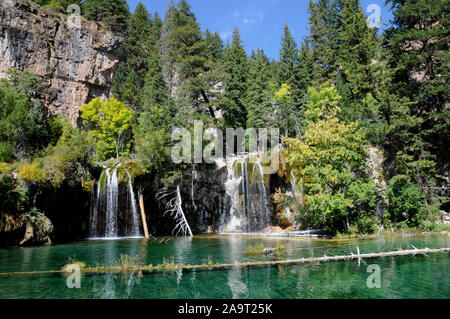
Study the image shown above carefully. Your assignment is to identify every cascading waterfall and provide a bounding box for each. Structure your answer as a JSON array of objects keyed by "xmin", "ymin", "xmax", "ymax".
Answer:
[
  {"xmin": 105, "ymin": 167, "xmax": 119, "ymax": 238},
  {"xmin": 89, "ymin": 176, "xmax": 101, "ymax": 237},
  {"xmin": 89, "ymin": 164, "xmax": 142, "ymax": 239},
  {"xmin": 125, "ymin": 169, "xmax": 141, "ymax": 237},
  {"xmin": 253, "ymin": 157, "xmax": 271, "ymax": 229},
  {"xmin": 223, "ymin": 155, "xmax": 272, "ymax": 233}
]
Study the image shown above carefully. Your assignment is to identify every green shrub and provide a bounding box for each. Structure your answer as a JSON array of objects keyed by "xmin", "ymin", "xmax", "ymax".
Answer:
[
  {"xmin": 0, "ymin": 162, "xmax": 11, "ymax": 174},
  {"xmin": 18, "ymin": 162, "xmax": 47, "ymax": 184},
  {"xmin": 355, "ymin": 215, "xmax": 378, "ymax": 234},
  {"xmin": 0, "ymin": 70, "xmax": 62, "ymax": 162},
  {"xmin": 385, "ymin": 175, "xmax": 427, "ymax": 227}
]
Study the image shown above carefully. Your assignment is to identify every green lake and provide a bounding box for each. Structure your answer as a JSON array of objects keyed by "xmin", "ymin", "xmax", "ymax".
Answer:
[{"xmin": 0, "ymin": 234, "xmax": 449, "ymax": 299}]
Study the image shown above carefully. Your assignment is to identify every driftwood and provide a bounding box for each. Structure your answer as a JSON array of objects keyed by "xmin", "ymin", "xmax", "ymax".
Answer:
[
  {"xmin": 139, "ymin": 194, "xmax": 149, "ymax": 239},
  {"xmin": 0, "ymin": 247, "xmax": 448, "ymax": 277}
]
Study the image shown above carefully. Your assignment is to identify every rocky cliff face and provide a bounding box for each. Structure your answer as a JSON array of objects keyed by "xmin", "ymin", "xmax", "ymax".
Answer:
[{"xmin": 0, "ymin": 0, "xmax": 121, "ymax": 125}]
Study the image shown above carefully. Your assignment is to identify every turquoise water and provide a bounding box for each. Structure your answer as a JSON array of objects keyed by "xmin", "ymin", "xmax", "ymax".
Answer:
[{"xmin": 0, "ymin": 234, "xmax": 449, "ymax": 299}]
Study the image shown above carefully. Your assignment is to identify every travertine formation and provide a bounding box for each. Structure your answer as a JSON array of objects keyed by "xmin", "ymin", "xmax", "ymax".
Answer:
[{"xmin": 0, "ymin": 0, "xmax": 121, "ymax": 125}]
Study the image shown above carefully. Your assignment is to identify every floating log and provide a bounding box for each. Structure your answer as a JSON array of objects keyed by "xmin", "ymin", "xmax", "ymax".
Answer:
[
  {"xmin": 139, "ymin": 194, "xmax": 149, "ymax": 239},
  {"xmin": 0, "ymin": 247, "xmax": 448, "ymax": 277}
]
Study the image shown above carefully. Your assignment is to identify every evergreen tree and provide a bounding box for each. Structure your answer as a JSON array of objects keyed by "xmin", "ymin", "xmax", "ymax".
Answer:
[
  {"xmin": 112, "ymin": 2, "xmax": 153, "ymax": 110},
  {"xmin": 385, "ymin": 0, "xmax": 449, "ymax": 191},
  {"xmin": 293, "ymin": 41, "xmax": 315, "ymax": 123},
  {"xmin": 334, "ymin": 0, "xmax": 380, "ymax": 125},
  {"xmin": 278, "ymin": 25, "xmax": 299, "ymax": 86},
  {"xmin": 82, "ymin": 0, "xmax": 130, "ymax": 33},
  {"xmin": 246, "ymin": 48, "xmax": 274, "ymax": 129},
  {"xmin": 158, "ymin": 1, "xmax": 218, "ymax": 119},
  {"xmin": 220, "ymin": 28, "xmax": 249, "ymax": 128},
  {"xmin": 306, "ymin": 0, "xmax": 341, "ymax": 82},
  {"xmin": 140, "ymin": 50, "xmax": 170, "ymax": 111},
  {"xmin": 135, "ymin": 50, "xmax": 176, "ymax": 171},
  {"xmin": 277, "ymin": 26, "xmax": 314, "ymax": 132},
  {"xmin": 34, "ymin": 0, "xmax": 81, "ymax": 12}
]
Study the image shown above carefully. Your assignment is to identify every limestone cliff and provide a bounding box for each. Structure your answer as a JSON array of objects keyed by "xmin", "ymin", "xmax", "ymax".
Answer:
[{"xmin": 0, "ymin": 0, "xmax": 121, "ymax": 125}]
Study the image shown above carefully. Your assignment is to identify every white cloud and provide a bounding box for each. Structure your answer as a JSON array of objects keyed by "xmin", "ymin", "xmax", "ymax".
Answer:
[{"xmin": 220, "ymin": 30, "xmax": 233, "ymax": 41}]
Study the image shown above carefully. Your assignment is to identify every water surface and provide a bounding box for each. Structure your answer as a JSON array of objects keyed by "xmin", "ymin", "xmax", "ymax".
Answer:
[{"xmin": 0, "ymin": 234, "xmax": 448, "ymax": 299}]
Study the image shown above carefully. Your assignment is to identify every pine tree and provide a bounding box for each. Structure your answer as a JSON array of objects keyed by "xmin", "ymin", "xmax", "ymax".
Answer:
[
  {"xmin": 135, "ymin": 50, "xmax": 176, "ymax": 171},
  {"xmin": 220, "ymin": 28, "xmax": 249, "ymax": 128},
  {"xmin": 149, "ymin": 12, "xmax": 162, "ymax": 47},
  {"xmin": 246, "ymin": 48, "xmax": 274, "ymax": 129},
  {"xmin": 34, "ymin": 0, "xmax": 81, "ymax": 12},
  {"xmin": 293, "ymin": 41, "xmax": 315, "ymax": 126},
  {"xmin": 278, "ymin": 25, "xmax": 299, "ymax": 86},
  {"xmin": 112, "ymin": 2, "xmax": 152, "ymax": 110},
  {"xmin": 384, "ymin": 0, "xmax": 450, "ymax": 191},
  {"xmin": 140, "ymin": 50, "xmax": 169, "ymax": 111},
  {"xmin": 82, "ymin": 0, "xmax": 130, "ymax": 33},
  {"xmin": 306, "ymin": 0, "xmax": 341, "ymax": 82},
  {"xmin": 333, "ymin": 0, "xmax": 380, "ymax": 125},
  {"xmin": 158, "ymin": 1, "xmax": 218, "ymax": 118}
]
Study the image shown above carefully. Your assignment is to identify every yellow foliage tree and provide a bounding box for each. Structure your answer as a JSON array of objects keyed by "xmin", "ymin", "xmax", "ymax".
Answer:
[{"xmin": 80, "ymin": 97, "xmax": 134, "ymax": 160}]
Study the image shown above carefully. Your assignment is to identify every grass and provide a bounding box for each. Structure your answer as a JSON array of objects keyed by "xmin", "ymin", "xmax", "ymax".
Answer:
[
  {"xmin": 242, "ymin": 244, "xmax": 265, "ymax": 255},
  {"xmin": 242, "ymin": 243, "xmax": 287, "ymax": 256}
]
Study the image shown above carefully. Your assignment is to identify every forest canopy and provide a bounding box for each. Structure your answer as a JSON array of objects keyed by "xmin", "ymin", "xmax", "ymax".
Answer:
[{"xmin": 8, "ymin": 0, "xmax": 450, "ymax": 235}]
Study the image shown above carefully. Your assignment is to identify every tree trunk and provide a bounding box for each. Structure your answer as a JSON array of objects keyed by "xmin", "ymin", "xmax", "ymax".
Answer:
[{"xmin": 139, "ymin": 194, "xmax": 149, "ymax": 239}]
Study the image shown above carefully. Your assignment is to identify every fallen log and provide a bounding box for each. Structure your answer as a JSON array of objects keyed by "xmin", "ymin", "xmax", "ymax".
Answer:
[
  {"xmin": 139, "ymin": 193, "xmax": 149, "ymax": 239},
  {"xmin": 0, "ymin": 247, "xmax": 448, "ymax": 277}
]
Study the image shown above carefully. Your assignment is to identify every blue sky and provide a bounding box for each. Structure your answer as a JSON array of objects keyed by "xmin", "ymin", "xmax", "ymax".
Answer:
[{"xmin": 126, "ymin": 0, "xmax": 393, "ymax": 60}]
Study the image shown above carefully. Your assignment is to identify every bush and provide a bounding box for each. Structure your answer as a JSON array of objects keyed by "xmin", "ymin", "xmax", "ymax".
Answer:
[
  {"xmin": 385, "ymin": 175, "xmax": 428, "ymax": 227},
  {"xmin": 18, "ymin": 162, "xmax": 47, "ymax": 184},
  {"xmin": 17, "ymin": 119, "xmax": 93, "ymax": 188},
  {"xmin": 0, "ymin": 173, "xmax": 27, "ymax": 214},
  {"xmin": 0, "ymin": 70, "xmax": 62, "ymax": 162},
  {"xmin": 0, "ymin": 162, "xmax": 11, "ymax": 174},
  {"xmin": 355, "ymin": 215, "xmax": 378, "ymax": 234},
  {"xmin": 301, "ymin": 193, "xmax": 353, "ymax": 231}
]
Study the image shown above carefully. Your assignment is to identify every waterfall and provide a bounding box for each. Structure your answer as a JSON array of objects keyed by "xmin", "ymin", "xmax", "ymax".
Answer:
[
  {"xmin": 191, "ymin": 166, "xmax": 197, "ymax": 211},
  {"xmin": 223, "ymin": 160, "xmax": 243, "ymax": 232},
  {"xmin": 105, "ymin": 168, "xmax": 119, "ymax": 238},
  {"xmin": 89, "ymin": 180, "xmax": 101, "ymax": 238},
  {"xmin": 223, "ymin": 155, "xmax": 272, "ymax": 233},
  {"xmin": 253, "ymin": 157, "xmax": 270, "ymax": 230},
  {"xmin": 125, "ymin": 169, "xmax": 140, "ymax": 237},
  {"xmin": 89, "ymin": 164, "xmax": 142, "ymax": 239}
]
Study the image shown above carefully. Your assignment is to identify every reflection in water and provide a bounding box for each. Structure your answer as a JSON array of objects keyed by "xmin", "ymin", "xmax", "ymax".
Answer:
[
  {"xmin": 91, "ymin": 239, "xmax": 142, "ymax": 299},
  {"xmin": 101, "ymin": 241, "xmax": 116, "ymax": 299},
  {"xmin": 227, "ymin": 237, "xmax": 249, "ymax": 299},
  {"xmin": 0, "ymin": 234, "xmax": 448, "ymax": 299},
  {"xmin": 175, "ymin": 237, "xmax": 192, "ymax": 265},
  {"xmin": 174, "ymin": 237, "xmax": 193, "ymax": 285}
]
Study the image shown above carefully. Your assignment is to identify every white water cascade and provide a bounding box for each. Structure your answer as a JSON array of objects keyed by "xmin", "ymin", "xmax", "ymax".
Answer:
[
  {"xmin": 125, "ymin": 169, "xmax": 140, "ymax": 237},
  {"xmin": 89, "ymin": 165, "xmax": 142, "ymax": 239},
  {"xmin": 105, "ymin": 167, "xmax": 119, "ymax": 238},
  {"xmin": 222, "ymin": 155, "xmax": 272, "ymax": 233}
]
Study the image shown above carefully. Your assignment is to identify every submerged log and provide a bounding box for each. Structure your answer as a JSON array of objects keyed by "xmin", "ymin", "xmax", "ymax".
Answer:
[
  {"xmin": 0, "ymin": 247, "xmax": 448, "ymax": 277},
  {"xmin": 139, "ymin": 194, "xmax": 149, "ymax": 239}
]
